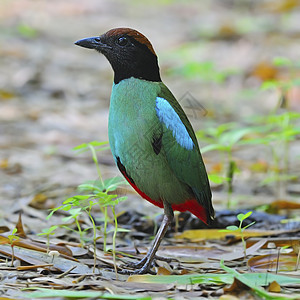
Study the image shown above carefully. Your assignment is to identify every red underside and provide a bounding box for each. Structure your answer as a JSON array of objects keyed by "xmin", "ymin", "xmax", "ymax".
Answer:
[{"xmin": 121, "ymin": 170, "xmax": 208, "ymax": 225}]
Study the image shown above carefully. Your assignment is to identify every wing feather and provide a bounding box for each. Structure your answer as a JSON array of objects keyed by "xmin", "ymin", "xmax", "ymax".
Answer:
[{"xmin": 156, "ymin": 83, "xmax": 214, "ymax": 221}]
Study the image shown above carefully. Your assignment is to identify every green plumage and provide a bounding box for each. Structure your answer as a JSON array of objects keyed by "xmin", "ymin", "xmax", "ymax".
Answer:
[{"xmin": 108, "ymin": 77, "xmax": 214, "ymax": 220}]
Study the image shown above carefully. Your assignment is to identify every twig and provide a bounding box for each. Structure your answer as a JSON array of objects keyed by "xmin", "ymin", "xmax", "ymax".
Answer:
[{"xmin": 56, "ymin": 266, "xmax": 77, "ymax": 278}]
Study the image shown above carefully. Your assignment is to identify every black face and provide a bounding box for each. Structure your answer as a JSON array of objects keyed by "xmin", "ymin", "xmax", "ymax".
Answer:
[{"xmin": 75, "ymin": 33, "xmax": 161, "ymax": 84}]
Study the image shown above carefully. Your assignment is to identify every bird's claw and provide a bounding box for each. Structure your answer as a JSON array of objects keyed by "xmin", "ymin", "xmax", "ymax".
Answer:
[
  {"xmin": 118, "ymin": 267, "xmax": 156, "ymax": 275},
  {"xmin": 120, "ymin": 254, "xmax": 174, "ymax": 275}
]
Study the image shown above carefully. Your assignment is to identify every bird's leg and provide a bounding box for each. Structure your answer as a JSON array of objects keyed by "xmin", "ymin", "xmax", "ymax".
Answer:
[{"xmin": 124, "ymin": 202, "xmax": 174, "ymax": 274}]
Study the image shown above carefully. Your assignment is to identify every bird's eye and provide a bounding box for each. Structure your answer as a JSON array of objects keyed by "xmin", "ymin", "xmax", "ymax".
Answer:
[
  {"xmin": 117, "ymin": 36, "xmax": 128, "ymax": 46},
  {"xmin": 95, "ymin": 37, "xmax": 101, "ymax": 42}
]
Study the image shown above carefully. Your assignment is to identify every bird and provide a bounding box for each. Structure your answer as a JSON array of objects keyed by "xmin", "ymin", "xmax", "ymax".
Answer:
[{"xmin": 75, "ymin": 28, "xmax": 214, "ymax": 274}]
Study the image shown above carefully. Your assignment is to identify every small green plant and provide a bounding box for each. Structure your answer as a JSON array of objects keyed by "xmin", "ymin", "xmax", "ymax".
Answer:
[
  {"xmin": 197, "ymin": 123, "xmax": 256, "ymax": 207},
  {"xmin": 8, "ymin": 228, "xmax": 19, "ymax": 266},
  {"xmin": 220, "ymin": 211, "xmax": 255, "ymax": 258},
  {"xmin": 77, "ymin": 177, "xmax": 128, "ymax": 251},
  {"xmin": 61, "ymin": 208, "xmax": 86, "ymax": 246},
  {"xmin": 255, "ymin": 57, "xmax": 300, "ymax": 196},
  {"xmin": 38, "ymin": 225, "xmax": 58, "ymax": 253},
  {"xmin": 243, "ymin": 111, "xmax": 300, "ymax": 198},
  {"xmin": 17, "ymin": 24, "xmax": 38, "ymax": 39},
  {"xmin": 48, "ymin": 141, "xmax": 128, "ymax": 273},
  {"xmin": 170, "ymin": 61, "xmax": 233, "ymax": 83}
]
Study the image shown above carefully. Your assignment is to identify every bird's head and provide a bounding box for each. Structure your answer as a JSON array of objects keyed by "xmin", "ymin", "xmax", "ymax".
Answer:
[{"xmin": 75, "ymin": 28, "xmax": 161, "ymax": 84}]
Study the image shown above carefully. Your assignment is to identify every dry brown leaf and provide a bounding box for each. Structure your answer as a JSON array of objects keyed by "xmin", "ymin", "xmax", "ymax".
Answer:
[
  {"xmin": 248, "ymin": 253, "xmax": 299, "ymax": 272},
  {"xmin": 223, "ymin": 277, "xmax": 250, "ymax": 293},
  {"xmin": 249, "ymin": 160, "xmax": 269, "ymax": 173},
  {"xmin": 270, "ymin": 200, "xmax": 300, "ymax": 210},
  {"xmin": 0, "ymin": 235, "xmax": 73, "ymax": 257},
  {"xmin": 157, "ymin": 245, "xmax": 229, "ymax": 262},
  {"xmin": 246, "ymin": 237, "xmax": 300, "ymax": 249},
  {"xmin": 218, "ymin": 239, "xmax": 267, "ymax": 261},
  {"xmin": 16, "ymin": 213, "xmax": 26, "ymax": 238},
  {"xmin": 251, "ymin": 62, "xmax": 278, "ymax": 81},
  {"xmin": 0, "ymin": 158, "xmax": 22, "ymax": 174},
  {"xmin": 0, "ymin": 226, "xmax": 10, "ymax": 234},
  {"xmin": 219, "ymin": 295, "xmax": 240, "ymax": 300},
  {"xmin": 0, "ymin": 89, "xmax": 16, "ymax": 100},
  {"xmin": 268, "ymin": 280, "xmax": 281, "ymax": 293},
  {"xmin": 211, "ymin": 162, "xmax": 223, "ymax": 173},
  {"xmin": 157, "ymin": 266, "xmax": 172, "ymax": 275},
  {"xmin": 218, "ymin": 24, "xmax": 239, "ymax": 40},
  {"xmin": 0, "ymin": 158, "xmax": 9, "ymax": 169},
  {"xmin": 264, "ymin": 0, "xmax": 300, "ymax": 13},
  {"xmin": 175, "ymin": 229, "xmax": 287, "ymax": 242},
  {"xmin": 30, "ymin": 193, "xmax": 48, "ymax": 209},
  {"xmin": 0, "ymin": 244, "xmax": 97, "ymax": 274},
  {"xmin": 17, "ymin": 264, "xmax": 53, "ymax": 271}
]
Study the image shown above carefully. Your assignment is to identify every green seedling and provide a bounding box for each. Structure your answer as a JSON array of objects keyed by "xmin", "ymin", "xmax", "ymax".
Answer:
[
  {"xmin": 171, "ymin": 61, "xmax": 232, "ymax": 83},
  {"xmin": 74, "ymin": 141, "xmax": 119, "ymax": 252},
  {"xmin": 17, "ymin": 24, "xmax": 38, "ymax": 39},
  {"xmin": 244, "ymin": 111, "xmax": 300, "ymax": 198},
  {"xmin": 165, "ymin": 47, "xmax": 238, "ymax": 84},
  {"xmin": 48, "ymin": 141, "xmax": 128, "ymax": 274},
  {"xmin": 73, "ymin": 140, "xmax": 110, "ymax": 189},
  {"xmin": 220, "ymin": 211, "xmax": 255, "ymax": 258},
  {"xmin": 62, "ymin": 208, "xmax": 85, "ymax": 246},
  {"xmin": 8, "ymin": 228, "xmax": 19, "ymax": 266},
  {"xmin": 104, "ymin": 197, "xmax": 130, "ymax": 275},
  {"xmin": 76, "ymin": 181, "xmax": 127, "ymax": 273},
  {"xmin": 258, "ymin": 57, "xmax": 300, "ymax": 196},
  {"xmin": 198, "ymin": 123, "xmax": 256, "ymax": 207},
  {"xmin": 78, "ymin": 176, "xmax": 128, "ymax": 253},
  {"xmin": 37, "ymin": 225, "xmax": 58, "ymax": 253},
  {"xmin": 49, "ymin": 195, "xmax": 102, "ymax": 272}
]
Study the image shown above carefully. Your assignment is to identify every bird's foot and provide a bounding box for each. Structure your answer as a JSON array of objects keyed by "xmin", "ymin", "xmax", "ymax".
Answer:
[{"xmin": 120, "ymin": 255, "xmax": 174, "ymax": 275}]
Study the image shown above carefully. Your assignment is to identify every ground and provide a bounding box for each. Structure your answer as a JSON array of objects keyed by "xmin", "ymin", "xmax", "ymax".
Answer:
[{"xmin": 0, "ymin": 0, "xmax": 300, "ymax": 299}]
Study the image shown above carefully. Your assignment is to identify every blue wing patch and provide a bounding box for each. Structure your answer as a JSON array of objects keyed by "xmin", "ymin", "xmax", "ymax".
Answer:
[{"xmin": 155, "ymin": 97, "xmax": 194, "ymax": 150}]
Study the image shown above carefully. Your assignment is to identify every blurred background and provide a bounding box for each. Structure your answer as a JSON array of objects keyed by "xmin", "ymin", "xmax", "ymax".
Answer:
[{"xmin": 1, "ymin": 0, "xmax": 300, "ymax": 214}]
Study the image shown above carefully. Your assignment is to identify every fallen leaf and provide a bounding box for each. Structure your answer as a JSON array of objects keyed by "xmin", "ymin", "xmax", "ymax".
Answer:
[
  {"xmin": 219, "ymin": 295, "xmax": 240, "ymax": 300},
  {"xmin": 218, "ymin": 239, "xmax": 267, "ymax": 261},
  {"xmin": 246, "ymin": 237, "xmax": 300, "ymax": 249},
  {"xmin": 175, "ymin": 229, "xmax": 287, "ymax": 242},
  {"xmin": 264, "ymin": 0, "xmax": 300, "ymax": 13},
  {"xmin": 157, "ymin": 245, "xmax": 229, "ymax": 262},
  {"xmin": 221, "ymin": 261, "xmax": 299, "ymax": 299},
  {"xmin": 0, "ymin": 226, "xmax": 10, "ymax": 234},
  {"xmin": 157, "ymin": 266, "xmax": 172, "ymax": 275},
  {"xmin": 127, "ymin": 273, "xmax": 233, "ymax": 285},
  {"xmin": 249, "ymin": 160, "xmax": 269, "ymax": 173},
  {"xmin": 270, "ymin": 200, "xmax": 300, "ymax": 210},
  {"xmin": 17, "ymin": 264, "xmax": 53, "ymax": 271},
  {"xmin": 0, "ymin": 235, "xmax": 72, "ymax": 257},
  {"xmin": 223, "ymin": 277, "xmax": 250, "ymax": 293},
  {"xmin": 30, "ymin": 193, "xmax": 48, "ymax": 209},
  {"xmin": 0, "ymin": 244, "xmax": 97, "ymax": 274},
  {"xmin": 248, "ymin": 253, "xmax": 299, "ymax": 272},
  {"xmin": 16, "ymin": 213, "xmax": 27, "ymax": 238},
  {"xmin": 24, "ymin": 288, "xmax": 149, "ymax": 299},
  {"xmin": 268, "ymin": 281, "xmax": 281, "ymax": 293},
  {"xmin": 251, "ymin": 62, "xmax": 278, "ymax": 81},
  {"xmin": 0, "ymin": 89, "xmax": 16, "ymax": 100}
]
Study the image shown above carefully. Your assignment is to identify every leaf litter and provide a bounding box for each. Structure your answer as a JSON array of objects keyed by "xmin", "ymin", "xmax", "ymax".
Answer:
[{"xmin": 1, "ymin": 0, "xmax": 300, "ymax": 299}]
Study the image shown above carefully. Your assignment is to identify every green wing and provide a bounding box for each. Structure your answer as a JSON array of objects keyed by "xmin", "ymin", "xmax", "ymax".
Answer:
[{"xmin": 157, "ymin": 82, "xmax": 214, "ymax": 221}]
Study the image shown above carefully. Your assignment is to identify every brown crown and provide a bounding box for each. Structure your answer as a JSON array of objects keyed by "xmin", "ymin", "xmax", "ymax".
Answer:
[{"xmin": 104, "ymin": 28, "xmax": 156, "ymax": 56}]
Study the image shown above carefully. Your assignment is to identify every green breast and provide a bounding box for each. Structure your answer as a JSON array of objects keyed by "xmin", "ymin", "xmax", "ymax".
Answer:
[
  {"xmin": 108, "ymin": 77, "xmax": 192, "ymax": 204},
  {"xmin": 108, "ymin": 77, "xmax": 160, "ymax": 160}
]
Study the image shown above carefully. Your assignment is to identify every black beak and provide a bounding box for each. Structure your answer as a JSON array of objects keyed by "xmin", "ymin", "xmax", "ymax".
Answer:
[{"xmin": 74, "ymin": 36, "xmax": 112, "ymax": 50}]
